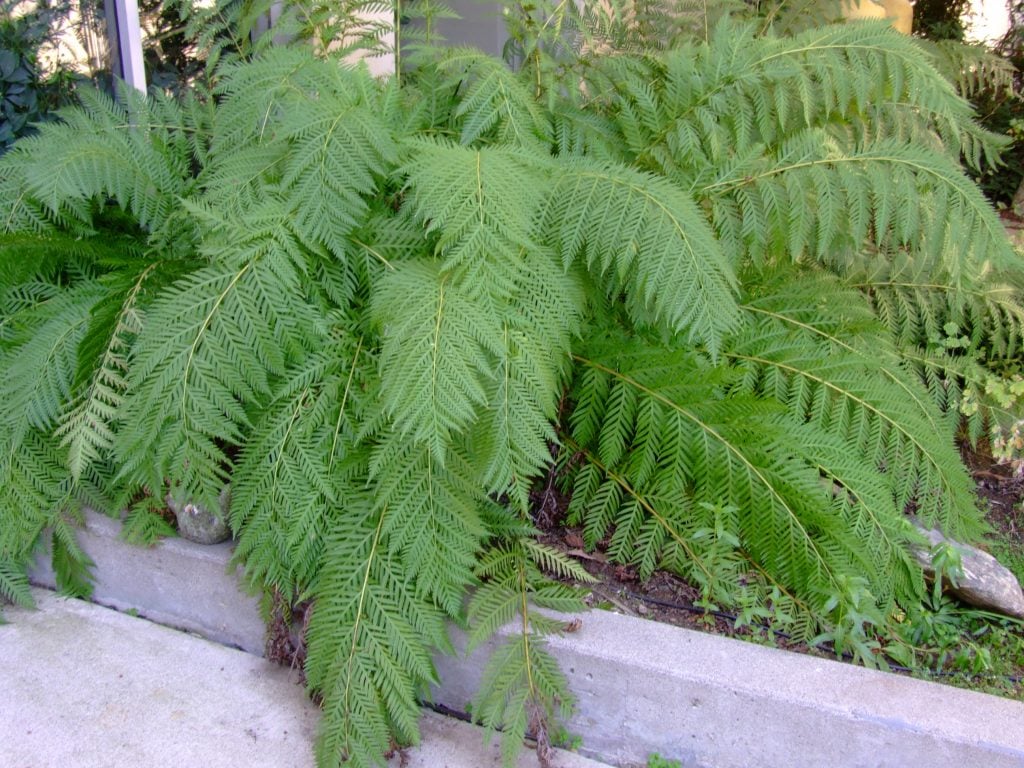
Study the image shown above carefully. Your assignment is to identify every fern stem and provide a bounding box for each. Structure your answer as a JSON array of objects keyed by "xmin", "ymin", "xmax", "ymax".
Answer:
[
  {"xmin": 518, "ymin": 551, "xmax": 537, "ymax": 700},
  {"xmin": 350, "ymin": 238, "xmax": 395, "ymax": 270},
  {"xmin": 429, "ymin": 275, "xmax": 449, "ymax": 458},
  {"xmin": 328, "ymin": 335, "xmax": 363, "ymax": 477}
]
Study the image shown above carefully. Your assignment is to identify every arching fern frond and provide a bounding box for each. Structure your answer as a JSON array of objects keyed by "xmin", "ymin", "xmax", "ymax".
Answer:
[
  {"xmin": 207, "ymin": 52, "xmax": 397, "ymax": 262},
  {"xmin": 4, "ymin": 87, "xmax": 199, "ymax": 238},
  {"xmin": 702, "ymin": 135, "xmax": 1017, "ymax": 284},
  {"xmin": 468, "ymin": 537, "xmax": 586, "ymax": 766},
  {"xmin": 851, "ymin": 261, "xmax": 1024, "ymax": 361},
  {"xmin": 0, "ymin": 558, "xmax": 34, "ymax": 613},
  {"xmin": 372, "ymin": 260, "xmax": 502, "ymax": 463},
  {"xmin": 305, "ymin": 501, "xmax": 450, "ymax": 768},
  {"xmin": 55, "ymin": 263, "xmax": 161, "ymax": 482},
  {"xmin": 115, "ymin": 258, "xmax": 319, "ymax": 507},
  {"xmin": 435, "ymin": 48, "xmax": 552, "ymax": 149},
  {"xmin": 396, "ymin": 140, "xmax": 546, "ymax": 298},
  {"xmin": 0, "ymin": 281, "xmax": 103, "ymax": 438},
  {"xmin": 368, "ymin": 433, "xmax": 486, "ymax": 616},
  {"xmin": 729, "ymin": 276, "xmax": 980, "ymax": 540},
  {"xmin": 472, "ymin": 249, "xmax": 585, "ymax": 510},
  {"xmin": 230, "ymin": 338, "xmax": 375, "ymax": 596},
  {"xmin": 543, "ymin": 158, "xmax": 738, "ymax": 353},
  {"xmin": 566, "ymin": 335, "xmax": 872, "ymax": 613}
]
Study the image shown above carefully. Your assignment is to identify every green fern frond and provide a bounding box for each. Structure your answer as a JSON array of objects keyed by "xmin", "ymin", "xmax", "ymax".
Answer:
[
  {"xmin": 703, "ymin": 135, "xmax": 1016, "ymax": 283},
  {"xmin": 468, "ymin": 539, "xmax": 581, "ymax": 765},
  {"xmin": 115, "ymin": 258, "xmax": 317, "ymax": 506},
  {"xmin": 369, "ymin": 434, "xmax": 486, "ymax": 616},
  {"xmin": 0, "ymin": 558, "xmax": 34, "ymax": 611},
  {"xmin": 922, "ymin": 38, "xmax": 1018, "ymax": 101},
  {"xmin": 207, "ymin": 53, "xmax": 397, "ymax": 263},
  {"xmin": 567, "ymin": 335, "xmax": 887, "ymax": 612},
  {"xmin": 119, "ymin": 497, "xmax": 177, "ymax": 547},
  {"xmin": 372, "ymin": 260, "xmax": 502, "ymax": 463},
  {"xmin": 396, "ymin": 140, "xmax": 545, "ymax": 297},
  {"xmin": 51, "ymin": 513, "xmax": 94, "ymax": 598},
  {"xmin": 0, "ymin": 232, "xmax": 143, "ymax": 285},
  {"xmin": 472, "ymin": 249, "xmax": 585, "ymax": 509},
  {"xmin": 7, "ymin": 87, "xmax": 197, "ymax": 235},
  {"xmin": 0, "ymin": 429, "xmax": 70, "ymax": 558},
  {"xmin": 588, "ymin": 22, "xmax": 1009, "ymax": 279},
  {"xmin": 544, "ymin": 158, "xmax": 738, "ymax": 352},
  {"xmin": 854, "ymin": 265, "xmax": 1024, "ymax": 361},
  {"xmin": 305, "ymin": 503, "xmax": 450, "ymax": 768},
  {"xmin": 212, "ymin": 47, "xmax": 382, "ymax": 155},
  {"xmin": 231, "ymin": 340, "xmax": 374, "ymax": 595},
  {"xmin": 436, "ymin": 48, "xmax": 552, "ymax": 149},
  {"xmin": 55, "ymin": 264, "xmax": 157, "ymax": 482},
  {"xmin": 0, "ymin": 157, "xmax": 62, "ymax": 234},
  {"xmin": 729, "ymin": 282, "xmax": 980, "ymax": 539},
  {"xmin": 275, "ymin": 100, "xmax": 396, "ymax": 256},
  {"xmin": 600, "ymin": 20, "xmax": 992, "ymax": 174},
  {"xmin": 520, "ymin": 539, "xmax": 595, "ymax": 584},
  {"xmin": 0, "ymin": 281, "xmax": 103, "ymax": 437}
]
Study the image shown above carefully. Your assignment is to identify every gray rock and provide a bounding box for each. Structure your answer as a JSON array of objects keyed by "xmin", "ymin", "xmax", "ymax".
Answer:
[
  {"xmin": 912, "ymin": 524, "xmax": 1024, "ymax": 619},
  {"xmin": 166, "ymin": 487, "xmax": 231, "ymax": 545}
]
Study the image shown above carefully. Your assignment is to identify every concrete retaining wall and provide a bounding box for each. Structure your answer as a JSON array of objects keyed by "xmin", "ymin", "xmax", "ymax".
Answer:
[
  {"xmin": 29, "ymin": 508, "xmax": 1024, "ymax": 768},
  {"xmin": 30, "ymin": 509, "xmax": 265, "ymax": 654}
]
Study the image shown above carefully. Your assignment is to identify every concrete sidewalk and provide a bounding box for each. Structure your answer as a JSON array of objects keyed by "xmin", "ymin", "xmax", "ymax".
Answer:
[{"xmin": 0, "ymin": 590, "xmax": 609, "ymax": 768}]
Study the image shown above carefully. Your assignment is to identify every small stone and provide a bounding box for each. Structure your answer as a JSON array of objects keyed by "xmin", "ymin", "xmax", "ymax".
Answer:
[
  {"xmin": 911, "ymin": 523, "xmax": 1024, "ymax": 619},
  {"xmin": 166, "ymin": 487, "xmax": 231, "ymax": 545}
]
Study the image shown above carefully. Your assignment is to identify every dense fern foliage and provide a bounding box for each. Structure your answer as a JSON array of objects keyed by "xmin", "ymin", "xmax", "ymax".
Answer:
[{"xmin": 2, "ymin": 1, "xmax": 1023, "ymax": 764}]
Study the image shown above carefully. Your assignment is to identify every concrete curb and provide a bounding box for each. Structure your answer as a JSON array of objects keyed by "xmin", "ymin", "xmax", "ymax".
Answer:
[
  {"xmin": 29, "ymin": 508, "xmax": 1024, "ymax": 768},
  {"xmin": 30, "ymin": 508, "xmax": 266, "ymax": 654}
]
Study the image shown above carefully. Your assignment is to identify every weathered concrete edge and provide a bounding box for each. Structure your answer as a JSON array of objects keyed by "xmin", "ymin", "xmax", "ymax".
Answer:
[
  {"xmin": 29, "ymin": 507, "xmax": 266, "ymax": 654},
  {"xmin": 29, "ymin": 508, "xmax": 1024, "ymax": 768},
  {"xmin": 435, "ymin": 611, "xmax": 1024, "ymax": 768}
]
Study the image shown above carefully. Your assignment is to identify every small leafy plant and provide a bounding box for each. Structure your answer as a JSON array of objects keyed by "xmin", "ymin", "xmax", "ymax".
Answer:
[{"xmin": 2, "ymin": 1, "xmax": 1024, "ymax": 766}]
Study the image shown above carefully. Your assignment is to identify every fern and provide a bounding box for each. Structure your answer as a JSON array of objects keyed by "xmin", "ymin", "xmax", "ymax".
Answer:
[
  {"xmin": 372, "ymin": 260, "xmax": 502, "ymax": 462},
  {"xmin": 119, "ymin": 497, "xmax": 177, "ymax": 547},
  {"xmin": 368, "ymin": 434, "xmax": 487, "ymax": 615},
  {"xmin": 544, "ymin": 158, "xmax": 739, "ymax": 353},
  {"xmin": 304, "ymin": 501, "xmax": 451, "ymax": 768},
  {"xmin": 730, "ymin": 272, "xmax": 980, "ymax": 538},
  {"xmin": 468, "ymin": 537, "xmax": 590, "ymax": 764},
  {"xmin": 56, "ymin": 264, "xmax": 153, "ymax": 482},
  {"xmin": 2, "ymin": 7, "xmax": 1023, "ymax": 767},
  {"xmin": 471, "ymin": 248, "xmax": 585, "ymax": 510},
  {"xmin": 229, "ymin": 341, "xmax": 373, "ymax": 596},
  {"xmin": 0, "ymin": 557, "xmax": 34, "ymax": 616},
  {"xmin": 436, "ymin": 49, "xmax": 552, "ymax": 149},
  {"xmin": 567, "ymin": 335, "xmax": 890, "ymax": 612}
]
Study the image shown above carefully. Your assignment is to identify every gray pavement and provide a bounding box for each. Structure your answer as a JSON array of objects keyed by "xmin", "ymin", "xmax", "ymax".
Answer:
[{"xmin": 0, "ymin": 589, "xmax": 608, "ymax": 768}]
